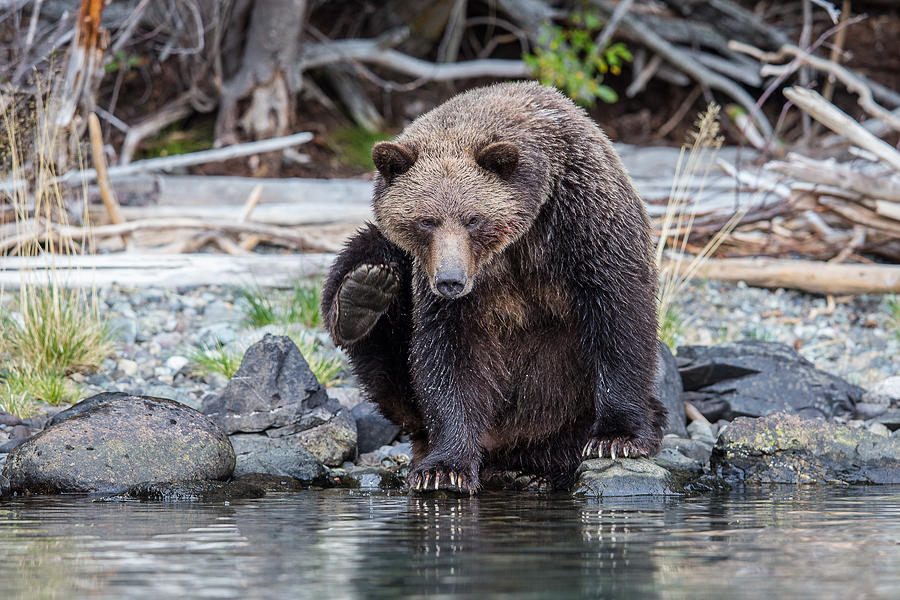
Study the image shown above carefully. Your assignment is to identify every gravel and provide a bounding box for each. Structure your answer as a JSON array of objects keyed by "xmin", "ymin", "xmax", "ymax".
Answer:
[
  {"xmin": 671, "ymin": 280, "xmax": 899, "ymax": 387},
  {"xmin": 5, "ymin": 278, "xmax": 897, "ymax": 417}
]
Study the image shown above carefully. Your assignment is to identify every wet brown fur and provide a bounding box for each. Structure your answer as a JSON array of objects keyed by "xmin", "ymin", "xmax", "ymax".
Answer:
[{"xmin": 322, "ymin": 82, "xmax": 666, "ymax": 492}]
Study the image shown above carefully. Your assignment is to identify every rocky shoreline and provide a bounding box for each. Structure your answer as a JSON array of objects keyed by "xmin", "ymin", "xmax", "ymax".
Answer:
[{"xmin": 1, "ymin": 280, "xmax": 899, "ymax": 500}]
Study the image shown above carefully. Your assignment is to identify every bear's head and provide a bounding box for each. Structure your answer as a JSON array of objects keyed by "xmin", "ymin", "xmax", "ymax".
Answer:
[{"xmin": 371, "ymin": 139, "xmax": 542, "ymax": 300}]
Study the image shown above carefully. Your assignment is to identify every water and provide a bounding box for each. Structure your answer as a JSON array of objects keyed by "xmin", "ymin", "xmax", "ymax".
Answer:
[{"xmin": 1, "ymin": 487, "xmax": 899, "ymax": 600}]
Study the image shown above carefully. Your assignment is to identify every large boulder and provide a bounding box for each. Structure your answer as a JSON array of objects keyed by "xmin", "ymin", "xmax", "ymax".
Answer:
[
  {"xmin": 3, "ymin": 393, "xmax": 234, "ymax": 494},
  {"xmin": 201, "ymin": 334, "xmax": 329, "ymax": 434},
  {"xmin": 677, "ymin": 341, "xmax": 861, "ymax": 421},
  {"xmin": 657, "ymin": 341, "xmax": 687, "ymax": 437},
  {"xmin": 572, "ymin": 459, "xmax": 683, "ymax": 497},
  {"xmin": 203, "ymin": 335, "xmax": 357, "ymax": 466},
  {"xmin": 711, "ymin": 412, "xmax": 900, "ymax": 484}
]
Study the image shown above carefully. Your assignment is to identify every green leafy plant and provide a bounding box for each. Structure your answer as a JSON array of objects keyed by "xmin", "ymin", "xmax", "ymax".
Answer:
[{"xmin": 524, "ymin": 12, "xmax": 632, "ymax": 106}]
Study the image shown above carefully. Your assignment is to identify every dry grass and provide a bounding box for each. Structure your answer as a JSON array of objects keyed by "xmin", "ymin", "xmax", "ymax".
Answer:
[
  {"xmin": 655, "ymin": 103, "xmax": 745, "ymax": 350},
  {"xmin": 0, "ymin": 90, "xmax": 113, "ymax": 416}
]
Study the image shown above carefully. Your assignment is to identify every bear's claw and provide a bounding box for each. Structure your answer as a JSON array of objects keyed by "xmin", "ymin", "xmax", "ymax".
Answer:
[
  {"xmin": 335, "ymin": 263, "xmax": 399, "ymax": 344},
  {"xmin": 409, "ymin": 468, "xmax": 475, "ymax": 495},
  {"xmin": 581, "ymin": 436, "xmax": 656, "ymax": 460}
]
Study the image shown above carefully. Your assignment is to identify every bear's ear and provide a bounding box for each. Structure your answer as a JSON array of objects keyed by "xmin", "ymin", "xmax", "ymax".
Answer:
[
  {"xmin": 372, "ymin": 142, "xmax": 417, "ymax": 181},
  {"xmin": 475, "ymin": 142, "xmax": 519, "ymax": 179}
]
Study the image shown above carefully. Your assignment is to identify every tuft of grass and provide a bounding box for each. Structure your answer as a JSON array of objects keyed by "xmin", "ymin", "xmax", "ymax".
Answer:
[
  {"xmin": 0, "ymin": 84, "xmax": 114, "ymax": 416},
  {"xmin": 294, "ymin": 335, "xmax": 344, "ymax": 388},
  {"xmin": 2, "ymin": 284, "xmax": 113, "ymax": 374},
  {"xmin": 187, "ymin": 341, "xmax": 244, "ymax": 380},
  {"xmin": 237, "ymin": 286, "xmax": 277, "ymax": 328},
  {"xmin": 328, "ymin": 126, "xmax": 393, "ymax": 171},
  {"xmin": 887, "ymin": 295, "xmax": 900, "ymax": 343},
  {"xmin": 287, "ymin": 282, "xmax": 322, "ymax": 328},
  {"xmin": 656, "ymin": 103, "xmax": 743, "ymax": 351},
  {"xmin": 189, "ymin": 330, "xmax": 345, "ymax": 388},
  {"xmin": 658, "ymin": 306, "xmax": 684, "ymax": 350},
  {"xmin": 238, "ymin": 281, "xmax": 322, "ymax": 328}
]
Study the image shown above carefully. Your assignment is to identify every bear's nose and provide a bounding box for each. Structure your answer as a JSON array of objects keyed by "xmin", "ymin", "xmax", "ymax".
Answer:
[{"xmin": 434, "ymin": 270, "xmax": 467, "ymax": 298}]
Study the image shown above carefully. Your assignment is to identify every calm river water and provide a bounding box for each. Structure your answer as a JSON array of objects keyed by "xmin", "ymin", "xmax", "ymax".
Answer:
[{"xmin": 1, "ymin": 486, "xmax": 898, "ymax": 599}]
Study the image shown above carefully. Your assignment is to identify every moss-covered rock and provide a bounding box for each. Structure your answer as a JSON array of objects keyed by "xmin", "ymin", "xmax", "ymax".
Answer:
[
  {"xmin": 711, "ymin": 412, "xmax": 900, "ymax": 484},
  {"xmin": 572, "ymin": 458, "xmax": 684, "ymax": 497}
]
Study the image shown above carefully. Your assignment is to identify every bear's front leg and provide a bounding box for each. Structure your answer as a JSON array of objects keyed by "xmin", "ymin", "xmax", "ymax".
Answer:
[
  {"xmin": 571, "ymin": 271, "xmax": 667, "ymax": 461},
  {"xmin": 406, "ymin": 295, "xmax": 498, "ymax": 494}
]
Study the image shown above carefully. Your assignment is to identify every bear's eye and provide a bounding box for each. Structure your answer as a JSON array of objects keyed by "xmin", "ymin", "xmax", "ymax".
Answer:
[
  {"xmin": 465, "ymin": 216, "xmax": 480, "ymax": 229},
  {"xmin": 418, "ymin": 218, "xmax": 437, "ymax": 230}
]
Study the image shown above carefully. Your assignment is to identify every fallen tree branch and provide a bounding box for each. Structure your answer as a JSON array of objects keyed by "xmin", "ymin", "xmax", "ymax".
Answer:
[
  {"xmin": 299, "ymin": 38, "xmax": 529, "ymax": 82},
  {"xmin": 767, "ymin": 153, "xmax": 900, "ymax": 203},
  {"xmin": 685, "ymin": 257, "xmax": 900, "ymax": 294},
  {"xmin": 2, "ymin": 217, "xmax": 341, "ymax": 253},
  {"xmin": 784, "ymin": 87, "xmax": 900, "ymax": 172},
  {"xmin": 59, "ymin": 132, "xmax": 311, "ymax": 186},
  {"xmin": 731, "ymin": 41, "xmax": 900, "ymax": 133}
]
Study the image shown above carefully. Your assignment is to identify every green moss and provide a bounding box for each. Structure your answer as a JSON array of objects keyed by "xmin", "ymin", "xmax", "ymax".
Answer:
[
  {"xmin": 137, "ymin": 118, "xmax": 214, "ymax": 160},
  {"xmin": 327, "ymin": 126, "xmax": 393, "ymax": 171}
]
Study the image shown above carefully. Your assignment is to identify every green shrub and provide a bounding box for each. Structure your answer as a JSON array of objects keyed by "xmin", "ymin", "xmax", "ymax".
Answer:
[{"xmin": 524, "ymin": 12, "xmax": 631, "ymax": 106}]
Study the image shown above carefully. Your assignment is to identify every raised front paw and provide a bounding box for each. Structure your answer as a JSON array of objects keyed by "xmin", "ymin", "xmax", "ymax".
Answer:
[
  {"xmin": 581, "ymin": 435, "xmax": 660, "ymax": 460},
  {"xmin": 334, "ymin": 263, "xmax": 399, "ymax": 344},
  {"xmin": 408, "ymin": 463, "xmax": 478, "ymax": 495}
]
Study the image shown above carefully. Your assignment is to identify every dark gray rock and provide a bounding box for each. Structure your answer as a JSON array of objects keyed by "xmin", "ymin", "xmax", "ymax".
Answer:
[
  {"xmin": 573, "ymin": 459, "xmax": 683, "ymax": 497},
  {"xmin": 202, "ymin": 334, "xmax": 329, "ymax": 434},
  {"xmin": 352, "ymin": 401, "xmax": 400, "ymax": 453},
  {"xmin": 0, "ymin": 471, "xmax": 9, "ymax": 497},
  {"xmin": 340, "ymin": 466, "xmax": 405, "ymax": 491},
  {"xmin": 0, "ymin": 439, "xmax": 24, "ymax": 453},
  {"xmin": 651, "ymin": 447, "xmax": 704, "ymax": 475},
  {"xmin": 657, "ymin": 341, "xmax": 687, "ymax": 437},
  {"xmin": 687, "ymin": 420, "xmax": 715, "ymax": 443},
  {"xmin": 856, "ymin": 402, "xmax": 889, "ymax": 420},
  {"xmin": 230, "ymin": 433, "xmax": 328, "ymax": 486},
  {"xmin": 871, "ymin": 409, "xmax": 900, "ymax": 431},
  {"xmin": 0, "ymin": 411, "xmax": 21, "ymax": 426},
  {"xmin": 234, "ymin": 473, "xmax": 305, "ymax": 492},
  {"xmin": 264, "ymin": 398, "xmax": 357, "ymax": 466},
  {"xmin": 711, "ymin": 412, "xmax": 900, "ymax": 484},
  {"xmin": 661, "ymin": 436, "xmax": 712, "ymax": 464},
  {"xmin": 107, "ymin": 479, "xmax": 265, "ymax": 502},
  {"xmin": 677, "ymin": 341, "xmax": 861, "ymax": 421},
  {"xmin": 3, "ymin": 394, "xmax": 235, "ymax": 494},
  {"xmin": 10, "ymin": 425, "xmax": 32, "ymax": 441}
]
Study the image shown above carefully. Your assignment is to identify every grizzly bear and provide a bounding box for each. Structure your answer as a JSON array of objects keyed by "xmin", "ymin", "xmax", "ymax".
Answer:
[{"xmin": 322, "ymin": 81, "xmax": 666, "ymax": 493}]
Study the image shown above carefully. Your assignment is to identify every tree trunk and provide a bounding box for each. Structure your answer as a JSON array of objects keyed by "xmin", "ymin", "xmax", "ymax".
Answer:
[{"xmin": 215, "ymin": 0, "xmax": 308, "ymax": 144}]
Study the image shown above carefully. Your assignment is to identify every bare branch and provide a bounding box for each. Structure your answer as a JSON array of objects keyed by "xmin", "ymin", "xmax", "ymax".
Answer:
[{"xmin": 299, "ymin": 38, "xmax": 529, "ymax": 82}]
